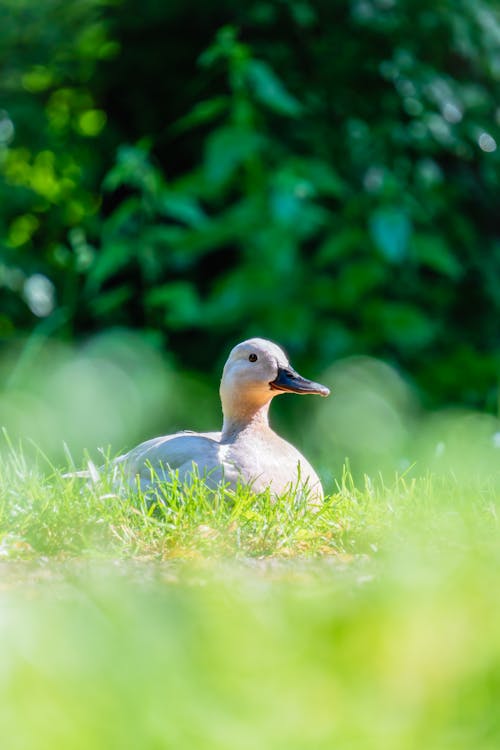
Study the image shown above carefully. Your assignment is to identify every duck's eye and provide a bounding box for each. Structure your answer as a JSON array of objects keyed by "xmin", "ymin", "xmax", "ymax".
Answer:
[{"xmin": 248, "ymin": 353, "xmax": 258, "ymax": 362}]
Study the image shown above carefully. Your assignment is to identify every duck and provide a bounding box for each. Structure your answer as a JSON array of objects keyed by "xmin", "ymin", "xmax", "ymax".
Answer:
[{"xmin": 115, "ymin": 338, "xmax": 330, "ymax": 501}]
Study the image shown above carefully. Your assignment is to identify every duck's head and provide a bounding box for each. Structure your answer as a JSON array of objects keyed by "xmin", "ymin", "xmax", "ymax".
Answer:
[{"xmin": 220, "ymin": 338, "xmax": 329, "ymax": 419}]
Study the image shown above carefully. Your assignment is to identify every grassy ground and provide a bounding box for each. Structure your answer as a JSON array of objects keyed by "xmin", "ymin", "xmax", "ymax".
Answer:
[{"xmin": 1, "ymin": 440, "xmax": 500, "ymax": 749}]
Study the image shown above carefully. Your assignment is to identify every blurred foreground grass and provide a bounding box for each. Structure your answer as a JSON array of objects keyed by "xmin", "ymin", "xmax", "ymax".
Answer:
[
  {"xmin": 1, "ymin": 440, "xmax": 500, "ymax": 749},
  {"xmin": 2, "ymin": 549, "xmax": 500, "ymax": 750}
]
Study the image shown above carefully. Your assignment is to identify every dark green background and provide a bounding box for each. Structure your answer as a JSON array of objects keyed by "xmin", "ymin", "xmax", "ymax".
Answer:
[{"xmin": 1, "ymin": 0, "xmax": 499, "ymax": 411}]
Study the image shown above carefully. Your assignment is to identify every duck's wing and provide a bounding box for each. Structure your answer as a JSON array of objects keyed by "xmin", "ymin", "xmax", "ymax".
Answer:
[{"xmin": 115, "ymin": 431, "xmax": 222, "ymax": 487}]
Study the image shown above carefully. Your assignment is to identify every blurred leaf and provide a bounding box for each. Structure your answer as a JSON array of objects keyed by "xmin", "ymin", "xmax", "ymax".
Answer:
[
  {"xmin": 316, "ymin": 320, "xmax": 353, "ymax": 358},
  {"xmin": 369, "ymin": 208, "xmax": 412, "ymax": 263},
  {"xmin": 21, "ymin": 65, "xmax": 53, "ymax": 93},
  {"xmin": 100, "ymin": 197, "xmax": 142, "ymax": 240},
  {"xmin": 290, "ymin": 2, "xmax": 318, "ymax": 28},
  {"xmin": 86, "ymin": 241, "xmax": 135, "ymax": 291},
  {"xmin": 103, "ymin": 143, "xmax": 157, "ymax": 194},
  {"xmin": 300, "ymin": 159, "xmax": 347, "ymax": 198},
  {"xmin": 88, "ymin": 285, "xmax": 133, "ymax": 316},
  {"xmin": 268, "ymin": 168, "xmax": 328, "ymax": 235},
  {"xmin": 77, "ymin": 109, "xmax": 107, "ymax": 137},
  {"xmin": 164, "ymin": 198, "xmax": 258, "ymax": 260},
  {"xmin": 412, "ymin": 234, "xmax": 463, "ymax": 279},
  {"xmin": 246, "ymin": 60, "xmax": 302, "ymax": 117},
  {"xmin": 371, "ymin": 302, "xmax": 438, "ymax": 349},
  {"xmin": 334, "ymin": 261, "xmax": 387, "ymax": 309},
  {"xmin": 141, "ymin": 225, "xmax": 186, "ymax": 250},
  {"xmin": 269, "ymin": 189, "xmax": 301, "ymax": 225},
  {"xmin": 198, "ymin": 25, "xmax": 242, "ymax": 67},
  {"xmin": 316, "ymin": 229, "xmax": 367, "ymax": 267},
  {"xmin": 171, "ymin": 97, "xmax": 230, "ymax": 133},
  {"xmin": 159, "ymin": 192, "xmax": 207, "ymax": 228},
  {"xmin": 204, "ymin": 127, "xmax": 263, "ymax": 186},
  {"xmin": 146, "ymin": 282, "xmax": 200, "ymax": 329}
]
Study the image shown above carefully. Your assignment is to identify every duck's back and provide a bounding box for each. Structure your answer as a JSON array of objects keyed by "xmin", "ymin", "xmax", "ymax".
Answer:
[{"xmin": 116, "ymin": 430, "xmax": 223, "ymax": 490}]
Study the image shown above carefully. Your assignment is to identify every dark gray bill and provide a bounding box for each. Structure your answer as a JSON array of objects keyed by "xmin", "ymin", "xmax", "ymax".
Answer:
[{"xmin": 270, "ymin": 366, "xmax": 330, "ymax": 397}]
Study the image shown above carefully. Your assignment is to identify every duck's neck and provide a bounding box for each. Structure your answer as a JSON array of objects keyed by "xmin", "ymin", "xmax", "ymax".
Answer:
[{"xmin": 221, "ymin": 401, "xmax": 272, "ymax": 441}]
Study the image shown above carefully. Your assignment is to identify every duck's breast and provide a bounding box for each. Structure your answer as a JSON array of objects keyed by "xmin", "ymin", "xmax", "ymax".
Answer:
[{"xmin": 223, "ymin": 431, "xmax": 323, "ymax": 499}]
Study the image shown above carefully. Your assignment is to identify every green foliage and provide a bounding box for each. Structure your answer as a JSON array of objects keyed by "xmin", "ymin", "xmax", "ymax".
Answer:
[{"xmin": 0, "ymin": 0, "xmax": 499, "ymax": 410}]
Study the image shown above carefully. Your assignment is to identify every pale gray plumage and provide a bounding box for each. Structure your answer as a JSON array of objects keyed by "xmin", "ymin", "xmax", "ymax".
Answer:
[{"xmin": 117, "ymin": 338, "xmax": 330, "ymax": 501}]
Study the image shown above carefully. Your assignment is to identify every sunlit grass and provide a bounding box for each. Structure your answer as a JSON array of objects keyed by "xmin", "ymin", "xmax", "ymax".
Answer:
[
  {"xmin": 0, "ymin": 440, "xmax": 368, "ymax": 560},
  {"xmin": 0, "ymin": 436, "xmax": 498, "ymax": 563}
]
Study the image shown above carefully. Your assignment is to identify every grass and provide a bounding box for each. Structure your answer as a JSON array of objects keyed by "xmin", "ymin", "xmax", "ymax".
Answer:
[{"xmin": 1, "ymin": 438, "xmax": 500, "ymax": 749}]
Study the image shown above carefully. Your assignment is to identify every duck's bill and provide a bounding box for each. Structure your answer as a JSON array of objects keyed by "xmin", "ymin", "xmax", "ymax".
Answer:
[{"xmin": 270, "ymin": 367, "xmax": 330, "ymax": 397}]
